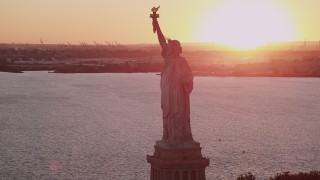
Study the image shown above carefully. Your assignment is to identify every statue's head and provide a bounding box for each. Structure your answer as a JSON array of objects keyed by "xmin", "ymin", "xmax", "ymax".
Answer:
[{"xmin": 167, "ymin": 40, "xmax": 182, "ymax": 56}]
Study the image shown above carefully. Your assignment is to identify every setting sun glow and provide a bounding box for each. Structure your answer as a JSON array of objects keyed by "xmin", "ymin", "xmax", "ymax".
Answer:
[
  {"xmin": 1, "ymin": 0, "xmax": 320, "ymax": 45},
  {"xmin": 195, "ymin": 1, "xmax": 297, "ymax": 50}
]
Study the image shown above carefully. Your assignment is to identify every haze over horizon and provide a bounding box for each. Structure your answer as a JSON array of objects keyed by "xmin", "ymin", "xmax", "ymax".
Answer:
[{"xmin": 1, "ymin": 0, "xmax": 320, "ymax": 49}]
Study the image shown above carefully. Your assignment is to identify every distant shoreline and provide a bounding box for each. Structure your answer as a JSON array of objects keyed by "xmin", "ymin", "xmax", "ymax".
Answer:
[
  {"xmin": 1, "ymin": 69, "xmax": 319, "ymax": 78},
  {"xmin": 1, "ymin": 44, "xmax": 320, "ymax": 77}
]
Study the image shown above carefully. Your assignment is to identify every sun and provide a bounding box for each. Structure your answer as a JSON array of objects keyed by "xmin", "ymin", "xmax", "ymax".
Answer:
[{"xmin": 194, "ymin": 1, "xmax": 297, "ymax": 50}]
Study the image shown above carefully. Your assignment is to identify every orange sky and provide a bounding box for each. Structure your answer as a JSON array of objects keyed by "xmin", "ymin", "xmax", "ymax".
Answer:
[{"xmin": 1, "ymin": 0, "xmax": 320, "ymax": 47}]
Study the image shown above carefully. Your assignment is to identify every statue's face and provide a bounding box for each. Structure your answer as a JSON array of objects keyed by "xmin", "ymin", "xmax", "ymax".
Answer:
[{"xmin": 168, "ymin": 40, "xmax": 182, "ymax": 55}]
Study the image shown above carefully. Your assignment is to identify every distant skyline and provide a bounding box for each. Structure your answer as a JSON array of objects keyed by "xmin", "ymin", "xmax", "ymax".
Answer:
[{"xmin": 1, "ymin": 0, "xmax": 320, "ymax": 49}]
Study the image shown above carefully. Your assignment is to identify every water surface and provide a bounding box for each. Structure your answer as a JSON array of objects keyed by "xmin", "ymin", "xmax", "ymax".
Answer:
[{"xmin": 0, "ymin": 72, "xmax": 319, "ymax": 179}]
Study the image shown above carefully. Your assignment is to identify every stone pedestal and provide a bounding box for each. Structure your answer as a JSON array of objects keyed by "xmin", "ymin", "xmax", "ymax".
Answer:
[{"xmin": 147, "ymin": 141, "xmax": 210, "ymax": 180}]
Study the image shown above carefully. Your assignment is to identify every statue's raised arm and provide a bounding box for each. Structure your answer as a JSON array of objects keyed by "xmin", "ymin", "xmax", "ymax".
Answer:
[{"xmin": 150, "ymin": 6, "xmax": 167, "ymax": 50}]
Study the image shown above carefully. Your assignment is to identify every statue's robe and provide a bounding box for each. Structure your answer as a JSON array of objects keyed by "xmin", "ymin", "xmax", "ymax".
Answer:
[{"xmin": 160, "ymin": 47, "xmax": 194, "ymax": 145}]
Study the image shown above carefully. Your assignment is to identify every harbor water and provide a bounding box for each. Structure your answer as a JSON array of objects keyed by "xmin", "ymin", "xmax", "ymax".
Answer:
[{"xmin": 0, "ymin": 72, "xmax": 319, "ymax": 179}]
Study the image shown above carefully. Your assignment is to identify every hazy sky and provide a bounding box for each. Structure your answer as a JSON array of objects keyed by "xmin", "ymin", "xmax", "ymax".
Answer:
[{"xmin": 1, "ymin": 0, "xmax": 320, "ymax": 46}]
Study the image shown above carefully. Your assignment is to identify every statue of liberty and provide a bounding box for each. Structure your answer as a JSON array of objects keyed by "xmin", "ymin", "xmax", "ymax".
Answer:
[{"xmin": 150, "ymin": 6, "xmax": 197, "ymax": 147}]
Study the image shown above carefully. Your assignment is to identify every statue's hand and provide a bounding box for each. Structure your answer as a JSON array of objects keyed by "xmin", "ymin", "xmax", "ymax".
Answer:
[
  {"xmin": 184, "ymin": 83, "xmax": 193, "ymax": 94},
  {"xmin": 152, "ymin": 19, "xmax": 159, "ymax": 33},
  {"xmin": 152, "ymin": 19, "xmax": 156, "ymax": 27}
]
